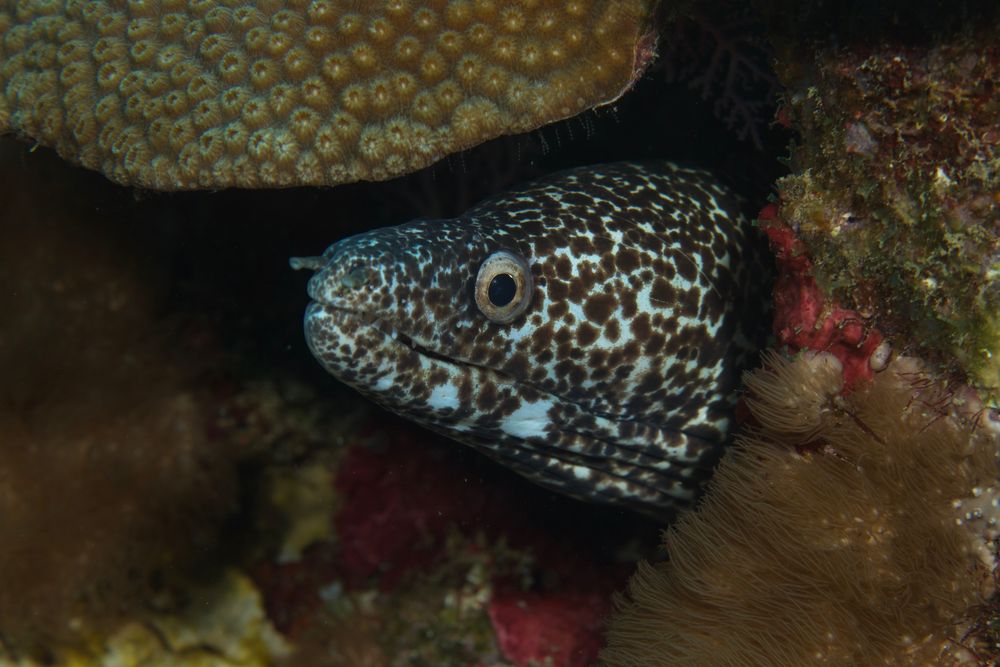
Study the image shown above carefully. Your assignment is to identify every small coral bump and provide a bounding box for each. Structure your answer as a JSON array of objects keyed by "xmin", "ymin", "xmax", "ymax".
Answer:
[{"xmin": 869, "ymin": 341, "xmax": 892, "ymax": 372}]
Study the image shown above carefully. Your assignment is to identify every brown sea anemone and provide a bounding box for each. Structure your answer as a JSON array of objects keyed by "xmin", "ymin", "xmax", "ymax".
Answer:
[{"xmin": 602, "ymin": 352, "xmax": 1000, "ymax": 666}]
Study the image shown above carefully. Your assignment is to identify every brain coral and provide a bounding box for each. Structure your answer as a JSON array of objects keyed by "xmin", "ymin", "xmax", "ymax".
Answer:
[{"xmin": 0, "ymin": 0, "xmax": 656, "ymax": 189}]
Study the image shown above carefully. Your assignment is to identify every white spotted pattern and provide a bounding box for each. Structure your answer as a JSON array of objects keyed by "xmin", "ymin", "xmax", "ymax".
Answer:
[{"xmin": 296, "ymin": 162, "xmax": 770, "ymax": 519}]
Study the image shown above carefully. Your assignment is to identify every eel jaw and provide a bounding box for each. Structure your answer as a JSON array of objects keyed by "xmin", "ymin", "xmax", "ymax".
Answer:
[
  {"xmin": 303, "ymin": 300, "xmax": 447, "ymax": 365},
  {"xmin": 301, "ymin": 300, "xmax": 720, "ymax": 518}
]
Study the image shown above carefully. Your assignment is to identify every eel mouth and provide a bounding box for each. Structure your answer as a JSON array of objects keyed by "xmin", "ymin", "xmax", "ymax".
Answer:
[
  {"xmin": 394, "ymin": 330, "xmax": 462, "ymax": 366},
  {"xmin": 305, "ymin": 300, "xmax": 719, "ymax": 471},
  {"xmin": 306, "ymin": 300, "xmax": 511, "ymax": 378}
]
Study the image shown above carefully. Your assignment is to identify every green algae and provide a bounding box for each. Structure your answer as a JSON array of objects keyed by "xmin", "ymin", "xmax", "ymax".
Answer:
[{"xmin": 775, "ymin": 27, "xmax": 999, "ymax": 400}]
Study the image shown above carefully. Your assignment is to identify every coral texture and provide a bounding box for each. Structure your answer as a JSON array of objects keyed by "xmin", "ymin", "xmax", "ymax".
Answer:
[
  {"xmin": 253, "ymin": 423, "xmax": 648, "ymax": 666},
  {"xmin": 602, "ymin": 353, "xmax": 1000, "ymax": 666},
  {"xmin": 0, "ymin": 0, "xmax": 656, "ymax": 189},
  {"xmin": 0, "ymin": 142, "xmax": 240, "ymax": 655},
  {"xmin": 77, "ymin": 572, "xmax": 289, "ymax": 666},
  {"xmin": 5, "ymin": 572, "xmax": 290, "ymax": 667},
  {"xmin": 772, "ymin": 25, "xmax": 1000, "ymax": 398}
]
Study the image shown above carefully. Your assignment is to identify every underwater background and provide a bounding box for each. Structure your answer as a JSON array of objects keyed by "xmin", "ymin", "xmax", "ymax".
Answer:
[{"xmin": 1, "ymin": 0, "xmax": 998, "ymax": 665}]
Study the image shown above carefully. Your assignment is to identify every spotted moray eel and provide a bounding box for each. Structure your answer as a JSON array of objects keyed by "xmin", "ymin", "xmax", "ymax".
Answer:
[{"xmin": 292, "ymin": 162, "xmax": 769, "ymax": 519}]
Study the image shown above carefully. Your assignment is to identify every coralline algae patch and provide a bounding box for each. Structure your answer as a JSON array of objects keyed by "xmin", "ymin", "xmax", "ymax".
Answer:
[
  {"xmin": 773, "ymin": 31, "xmax": 1000, "ymax": 399},
  {"xmin": 252, "ymin": 423, "xmax": 648, "ymax": 667},
  {"xmin": 759, "ymin": 203, "xmax": 885, "ymax": 390},
  {"xmin": 0, "ymin": 0, "xmax": 655, "ymax": 189}
]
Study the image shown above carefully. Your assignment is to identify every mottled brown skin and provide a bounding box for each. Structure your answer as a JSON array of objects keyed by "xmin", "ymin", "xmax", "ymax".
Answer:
[{"xmin": 295, "ymin": 162, "xmax": 769, "ymax": 519}]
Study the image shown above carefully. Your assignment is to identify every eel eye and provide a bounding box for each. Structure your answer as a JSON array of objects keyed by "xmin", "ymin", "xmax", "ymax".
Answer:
[{"xmin": 475, "ymin": 250, "xmax": 532, "ymax": 324}]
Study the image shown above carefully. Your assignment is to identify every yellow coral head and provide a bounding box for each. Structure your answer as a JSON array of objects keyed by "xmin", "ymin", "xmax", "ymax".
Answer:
[{"xmin": 0, "ymin": 0, "xmax": 658, "ymax": 189}]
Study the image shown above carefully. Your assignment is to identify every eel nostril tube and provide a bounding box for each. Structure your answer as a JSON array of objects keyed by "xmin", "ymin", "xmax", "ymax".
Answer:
[{"xmin": 289, "ymin": 256, "xmax": 325, "ymax": 271}]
